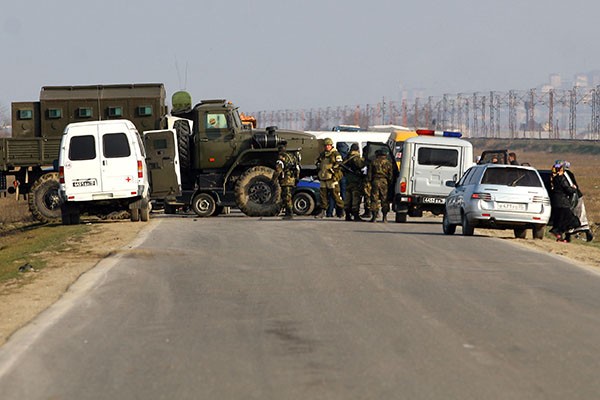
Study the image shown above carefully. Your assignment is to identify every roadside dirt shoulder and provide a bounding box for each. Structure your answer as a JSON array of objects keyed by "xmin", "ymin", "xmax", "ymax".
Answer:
[{"xmin": 0, "ymin": 221, "xmax": 147, "ymax": 346}]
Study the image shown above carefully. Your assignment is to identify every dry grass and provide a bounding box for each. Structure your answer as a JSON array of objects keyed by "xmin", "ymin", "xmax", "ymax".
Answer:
[{"xmin": 0, "ymin": 195, "xmax": 35, "ymax": 228}]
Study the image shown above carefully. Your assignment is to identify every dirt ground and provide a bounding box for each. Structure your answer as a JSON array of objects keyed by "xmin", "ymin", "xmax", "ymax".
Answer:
[
  {"xmin": 0, "ymin": 218, "xmax": 599, "ymax": 347},
  {"xmin": 0, "ymin": 221, "xmax": 147, "ymax": 346}
]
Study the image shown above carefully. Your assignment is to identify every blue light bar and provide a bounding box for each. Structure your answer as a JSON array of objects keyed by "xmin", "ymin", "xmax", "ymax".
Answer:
[{"xmin": 442, "ymin": 131, "xmax": 462, "ymax": 138}]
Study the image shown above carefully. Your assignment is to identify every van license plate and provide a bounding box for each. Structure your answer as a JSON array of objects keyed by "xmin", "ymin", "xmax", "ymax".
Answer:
[
  {"xmin": 496, "ymin": 202, "xmax": 526, "ymax": 211},
  {"xmin": 422, "ymin": 197, "xmax": 445, "ymax": 204},
  {"xmin": 73, "ymin": 179, "xmax": 97, "ymax": 187}
]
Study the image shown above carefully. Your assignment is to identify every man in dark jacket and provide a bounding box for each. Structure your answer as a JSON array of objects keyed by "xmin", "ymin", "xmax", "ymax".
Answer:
[{"xmin": 549, "ymin": 163, "xmax": 580, "ymax": 241}]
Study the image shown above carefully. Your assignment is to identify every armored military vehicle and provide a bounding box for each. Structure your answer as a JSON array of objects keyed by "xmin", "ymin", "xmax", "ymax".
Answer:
[
  {"xmin": 161, "ymin": 96, "xmax": 322, "ymax": 217},
  {"xmin": 2, "ymin": 83, "xmax": 166, "ymax": 222}
]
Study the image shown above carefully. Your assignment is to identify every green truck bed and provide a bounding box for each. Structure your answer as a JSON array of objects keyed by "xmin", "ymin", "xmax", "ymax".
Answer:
[{"xmin": 0, "ymin": 137, "xmax": 62, "ymax": 170}]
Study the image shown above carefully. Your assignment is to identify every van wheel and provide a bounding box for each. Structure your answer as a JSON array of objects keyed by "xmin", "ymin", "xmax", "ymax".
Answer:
[
  {"xmin": 514, "ymin": 228, "xmax": 527, "ymax": 239},
  {"xmin": 140, "ymin": 206, "xmax": 150, "ymax": 222},
  {"xmin": 192, "ymin": 192, "xmax": 217, "ymax": 217},
  {"xmin": 235, "ymin": 166, "xmax": 282, "ymax": 217},
  {"xmin": 442, "ymin": 213, "xmax": 456, "ymax": 235},
  {"xmin": 29, "ymin": 172, "xmax": 62, "ymax": 223},
  {"xmin": 131, "ymin": 208, "xmax": 140, "ymax": 222},
  {"xmin": 395, "ymin": 212, "xmax": 407, "ymax": 223},
  {"xmin": 293, "ymin": 192, "xmax": 316, "ymax": 215},
  {"xmin": 61, "ymin": 203, "xmax": 80, "ymax": 225},
  {"xmin": 533, "ymin": 224, "xmax": 546, "ymax": 240}
]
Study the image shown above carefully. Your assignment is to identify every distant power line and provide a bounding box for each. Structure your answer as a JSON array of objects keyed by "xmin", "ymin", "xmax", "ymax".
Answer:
[{"xmin": 250, "ymin": 86, "xmax": 600, "ymax": 140}]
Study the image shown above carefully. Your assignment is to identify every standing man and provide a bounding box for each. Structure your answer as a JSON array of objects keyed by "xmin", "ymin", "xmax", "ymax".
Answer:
[
  {"xmin": 272, "ymin": 141, "xmax": 300, "ymax": 220},
  {"xmin": 360, "ymin": 145, "xmax": 372, "ymax": 220},
  {"xmin": 368, "ymin": 148, "xmax": 393, "ymax": 223},
  {"xmin": 342, "ymin": 143, "xmax": 365, "ymax": 221},
  {"xmin": 315, "ymin": 138, "xmax": 345, "ymax": 219}
]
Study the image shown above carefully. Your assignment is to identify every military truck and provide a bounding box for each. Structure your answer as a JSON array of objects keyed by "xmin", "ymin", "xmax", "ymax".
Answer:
[
  {"xmin": 161, "ymin": 96, "xmax": 322, "ymax": 217},
  {"xmin": 2, "ymin": 83, "xmax": 167, "ymax": 222}
]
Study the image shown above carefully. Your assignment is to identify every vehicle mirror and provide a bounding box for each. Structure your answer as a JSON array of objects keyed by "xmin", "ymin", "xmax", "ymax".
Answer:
[{"xmin": 446, "ymin": 180, "xmax": 456, "ymax": 188}]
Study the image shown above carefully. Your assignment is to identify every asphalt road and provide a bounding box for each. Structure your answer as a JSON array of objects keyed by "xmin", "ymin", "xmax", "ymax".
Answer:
[{"xmin": 1, "ymin": 213, "xmax": 599, "ymax": 399}]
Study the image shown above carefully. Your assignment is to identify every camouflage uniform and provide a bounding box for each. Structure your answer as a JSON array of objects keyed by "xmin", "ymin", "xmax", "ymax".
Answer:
[
  {"xmin": 315, "ymin": 138, "xmax": 345, "ymax": 218},
  {"xmin": 342, "ymin": 147, "xmax": 365, "ymax": 221},
  {"xmin": 273, "ymin": 147, "xmax": 300, "ymax": 219},
  {"xmin": 368, "ymin": 151, "xmax": 393, "ymax": 222},
  {"xmin": 360, "ymin": 146, "xmax": 372, "ymax": 219}
]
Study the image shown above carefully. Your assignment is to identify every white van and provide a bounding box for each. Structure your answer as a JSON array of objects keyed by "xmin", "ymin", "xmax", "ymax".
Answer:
[
  {"xmin": 58, "ymin": 119, "xmax": 151, "ymax": 224},
  {"xmin": 393, "ymin": 132, "xmax": 473, "ymax": 222}
]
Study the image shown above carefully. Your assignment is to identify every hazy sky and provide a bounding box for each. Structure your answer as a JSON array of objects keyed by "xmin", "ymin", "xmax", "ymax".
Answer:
[{"xmin": 1, "ymin": 0, "xmax": 599, "ymax": 114}]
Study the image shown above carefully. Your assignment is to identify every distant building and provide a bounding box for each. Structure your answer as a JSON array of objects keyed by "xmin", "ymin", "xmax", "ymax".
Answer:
[{"xmin": 549, "ymin": 73, "xmax": 561, "ymax": 88}]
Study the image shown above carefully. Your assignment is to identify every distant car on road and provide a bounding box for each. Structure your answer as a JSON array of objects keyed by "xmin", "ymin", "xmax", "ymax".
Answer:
[
  {"xmin": 292, "ymin": 177, "xmax": 321, "ymax": 215},
  {"xmin": 443, "ymin": 163, "xmax": 551, "ymax": 239}
]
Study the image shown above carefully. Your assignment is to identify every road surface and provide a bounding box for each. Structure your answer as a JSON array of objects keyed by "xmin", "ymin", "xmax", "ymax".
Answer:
[{"xmin": 0, "ymin": 213, "xmax": 599, "ymax": 399}]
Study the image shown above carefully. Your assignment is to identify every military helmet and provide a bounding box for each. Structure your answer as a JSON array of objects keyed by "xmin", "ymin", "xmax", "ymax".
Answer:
[{"xmin": 323, "ymin": 138, "xmax": 334, "ymax": 145}]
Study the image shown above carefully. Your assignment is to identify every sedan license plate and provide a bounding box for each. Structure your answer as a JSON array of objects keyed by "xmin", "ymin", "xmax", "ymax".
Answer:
[
  {"xmin": 496, "ymin": 202, "xmax": 526, "ymax": 211},
  {"xmin": 422, "ymin": 197, "xmax": 445, "ymax": 204}
]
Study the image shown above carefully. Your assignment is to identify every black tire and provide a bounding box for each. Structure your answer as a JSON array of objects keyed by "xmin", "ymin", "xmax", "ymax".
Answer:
[
  {"xmin": 533, "ymin": 224, "xmax": 546, "ymax": 240},
  {"xmin": 293, "ymin": 191, "xmax": 316, "ymax": 216},
  {"xmin": 140, "ymin": 205, "xmax": 150, "ymax": 222},
  {"xmin": 164, "ymin": 204, "xmax": 177, "ymax": 214},
  {"xmin": 235, "ymin": 166, "xmax": 281, "ymax": 217},
  {"xmin": 131, "ymin": 208, "xmax": 140, "ymax": 222},
  {"xmin": 29, "ymin": 172, "xmax": 62, "ymax": 223},
  {"xmin": 395, "ymin": 212, "xmax": 407, "ymax": 223},
  {"xmin": 192, "ymin": 192, "xmax": 217, "ymax": 217},
  {"xmin": 60, "ymin": 203, "xmax": 80, "ymax": 225},
  {"xmin": 442, "ymin": 213, "xmax": 456, "ymax": 235},
  {"xmin": 173, "ymin": 119, "xmax": 191, "ymax": 171},
  {"xmin": 461, "ymin": 213, "xmax": 474, "ymax": 236},
  {"xmin": 514, "ymin": 228, "xmax": 527, "ymax": 239}
]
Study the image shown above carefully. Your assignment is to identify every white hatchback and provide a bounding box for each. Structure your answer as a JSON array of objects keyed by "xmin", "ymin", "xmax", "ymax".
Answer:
[{"xmin": 443, "ymin": 164, "xmax": 551, "ymax": 239}]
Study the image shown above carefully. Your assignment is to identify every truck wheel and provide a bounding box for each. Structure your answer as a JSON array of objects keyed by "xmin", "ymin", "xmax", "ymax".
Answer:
[
  {"xmin": 293, "ymin": 192, "xmax": 315, "ymax": 215},
  {"xmin": 235, "ymin": 166, "xmax": 281, "ymax": 217},
  {"xmin": 173, "ymin": 119, "xmax": 191, "ymax": 171},
  {"xmin": 191, "ymin": 192, "xmax": 217, "ymax": 217},
  {"xmin": 29, "ymin": 172, "xmax": 62, "ymax": 223},
  {"xmin": 395, "ymin": 212, "xmax": 407, "ymax": 223},
  {"xmin": 130, "ymin": 208, "xmax": 140, "ymax": 222}
]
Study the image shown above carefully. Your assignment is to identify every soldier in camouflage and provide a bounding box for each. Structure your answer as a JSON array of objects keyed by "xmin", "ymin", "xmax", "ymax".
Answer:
[
  {"xmin": 341, "ymin": 143, "xmax": 365, "ymax": 221},
  {"xmin": 368, "ymin": 148, "xmax": 393, "ymax": 223},
  {"xmin": 360, "ymin": 145, "xmax": 372, "ymax": 220},
  {"xmin": 314, "ymin": 138, "xmax": 345, "ymax": 219},
  {"xmin": 272, "ymin": 141, "xmax": 300, "ymax": 219}
]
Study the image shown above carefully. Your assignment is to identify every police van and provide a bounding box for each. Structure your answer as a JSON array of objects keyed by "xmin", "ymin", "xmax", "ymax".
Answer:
[
  {"xmin": 58, "ymin": 119, "xmax": 178, "ymax": 224},
  {"xmin": 393, "ymin": 130, "xmax": 473, "ymax": 222}
]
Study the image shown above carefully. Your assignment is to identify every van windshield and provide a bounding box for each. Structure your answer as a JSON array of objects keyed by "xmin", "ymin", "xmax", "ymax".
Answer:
[{"xmin": 481, "ymin": 168, "xmax": 542, "ymax": 187}]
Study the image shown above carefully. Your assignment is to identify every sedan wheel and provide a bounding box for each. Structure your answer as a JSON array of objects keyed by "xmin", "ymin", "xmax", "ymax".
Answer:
[
  {"xmin": 461, "ymin": 213, "xmax": 474, "ymax": 236},
  {"xmin": 442, "ymin": 213, "xmax": 456, "ymax": 235}
]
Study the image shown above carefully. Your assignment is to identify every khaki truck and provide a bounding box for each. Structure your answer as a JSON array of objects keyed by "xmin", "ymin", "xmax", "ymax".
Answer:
[{"xmin": 2, "ymin": 83, "xmax": 166, "ymax": 222}]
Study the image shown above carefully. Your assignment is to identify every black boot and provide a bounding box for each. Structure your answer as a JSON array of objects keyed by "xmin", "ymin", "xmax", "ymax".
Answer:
[
  {"xmin": 370, "ymin": 212, "xmax": 377, "ymax": 223},
  {"xmin": 336, "ymin": 207, "xmax": 345, "ymax": 219},
  {"xmin": 360, "ymin": 210, "xmax": 372, "ymax": 219},
  {"xmin": 586, "ymin": 229, "xmax": 594, "ymax": 242},
  {"xmin": 382, "ymin": 213, "xmax": 388, "ymax": 223},
  {"xmin": 283, "ymin": 210, "xmax": 293, "ymax": 220},
  {"xmin": 353, "ymin": 211, "xmax": 362, "ymax": 222},
  {"xmin": 345, "ymin": 209, "xmax": 353, "ymax": 221},
  {"xmin": 314, "ymin": 209, "xmax": 325, "ymax": 219}
]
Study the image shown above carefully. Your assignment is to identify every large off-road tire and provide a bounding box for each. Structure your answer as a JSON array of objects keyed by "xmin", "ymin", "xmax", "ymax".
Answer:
[
  {"xmin": 191, "ymin": 192, "xmax": 217, "ymax": 217},
  {"xmin": 173, "ymin": 119, "xmax": 191, "ymax": 171},
  {"xmin": 29, "ymin": 172, "xmax": 62, "ymax": 223},
  {"xmin": 293, "ymin": 191, "xmax": 316, "ymax": 216},
  {"xmin": 235, "ymin": 166, "xmax": 281, "ymax": 217}
]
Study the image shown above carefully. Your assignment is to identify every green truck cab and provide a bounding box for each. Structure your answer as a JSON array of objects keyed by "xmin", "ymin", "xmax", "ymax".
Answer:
[{"xmin": 163, "ymin": 99, "xmax": 322, "ymax": 217}]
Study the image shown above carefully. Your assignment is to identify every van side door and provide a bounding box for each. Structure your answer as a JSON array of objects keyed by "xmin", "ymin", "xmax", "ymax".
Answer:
[
  {"xmin": 144, "ymin": 129, "xmax": 181, "ymax": 199},
  {"xmin": 412, "ymin": 144, "xmax": 460, "ymax": 196},
  {"xmin": 62, "ymin": 126, "xmax": 103, "ymax": 197},
  {"xmin": 98, "ymin": 124, "xmax": 139, "ymax": 194}
]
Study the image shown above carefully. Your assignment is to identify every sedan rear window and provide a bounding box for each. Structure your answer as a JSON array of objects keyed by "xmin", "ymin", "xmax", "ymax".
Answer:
[{"xmin": 481, "ymin": 168, "xmax": 542, "ymax": 187}]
